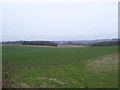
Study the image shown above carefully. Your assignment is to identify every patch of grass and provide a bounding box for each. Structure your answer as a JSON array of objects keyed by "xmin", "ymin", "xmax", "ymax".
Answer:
[
  {"xmin": 87, "ymin": 54, "xmax": 118, "ymax": 73},
  {"xmin": 2, "ymin": 62, "xmax": 16, "ymax": 88}
]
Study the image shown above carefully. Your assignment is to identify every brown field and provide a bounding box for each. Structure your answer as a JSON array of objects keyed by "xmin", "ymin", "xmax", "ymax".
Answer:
[{"xmin": 57, "ymin": 45, "xmax": 85, "ymax": 48}]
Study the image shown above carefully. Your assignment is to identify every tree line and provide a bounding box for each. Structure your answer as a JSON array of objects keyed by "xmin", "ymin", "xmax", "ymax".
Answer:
[{"xmin": 22, "ymin": 41, "xmax": 57, "ymax": 46}]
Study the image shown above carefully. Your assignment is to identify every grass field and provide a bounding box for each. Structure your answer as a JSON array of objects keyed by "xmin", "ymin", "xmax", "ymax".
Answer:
[{"xmin": 2, "ymin": 45, "xmax": 119, "ymax": 88}]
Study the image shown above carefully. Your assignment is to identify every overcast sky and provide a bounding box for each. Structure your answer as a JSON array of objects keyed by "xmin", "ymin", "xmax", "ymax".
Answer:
[{"xmin": 1, "ymin": 1, "xmax": 118, "ymax": 41}]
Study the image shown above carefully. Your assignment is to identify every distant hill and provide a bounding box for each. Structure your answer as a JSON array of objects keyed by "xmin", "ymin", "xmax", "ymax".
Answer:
[
  {"xmin": 2, "ymin": 38, "xmax": 120, "ymax": 47},
  {"xmin": 91, "ymin": 40, "xmax": 120, "ymax": 46}
]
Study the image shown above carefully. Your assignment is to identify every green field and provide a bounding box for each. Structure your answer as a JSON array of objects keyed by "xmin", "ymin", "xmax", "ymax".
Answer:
[{"xmin": 2, "ymin": 45, "xmax": 119, "ymax": 88}]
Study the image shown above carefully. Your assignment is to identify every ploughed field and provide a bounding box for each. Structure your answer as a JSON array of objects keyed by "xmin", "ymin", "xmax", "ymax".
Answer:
[{"xmin": 2, "ymin": 45, "xmax": 119, "ymax": 88}]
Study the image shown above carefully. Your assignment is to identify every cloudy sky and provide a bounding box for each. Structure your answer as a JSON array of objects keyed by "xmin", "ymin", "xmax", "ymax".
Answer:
[{"xmin": 1, "ymin": 0, "xmax": 118, "ymax": 41}]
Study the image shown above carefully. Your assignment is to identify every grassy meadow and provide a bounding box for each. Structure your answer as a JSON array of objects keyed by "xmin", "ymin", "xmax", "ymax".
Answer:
[{"xmin": 2, "ymin": 45, "xmax": 119, "ymax": 88}]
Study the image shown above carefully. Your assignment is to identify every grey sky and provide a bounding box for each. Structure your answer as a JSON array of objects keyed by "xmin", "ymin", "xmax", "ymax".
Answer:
[{"xmin": 2, "ymin": 2, "xmax": 118, "ymax": 41}]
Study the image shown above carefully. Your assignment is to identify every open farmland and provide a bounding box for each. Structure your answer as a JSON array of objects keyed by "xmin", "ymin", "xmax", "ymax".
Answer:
[{"xmin": 2, "ymin": 45, "xmax": 119, "ymax": 88}]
